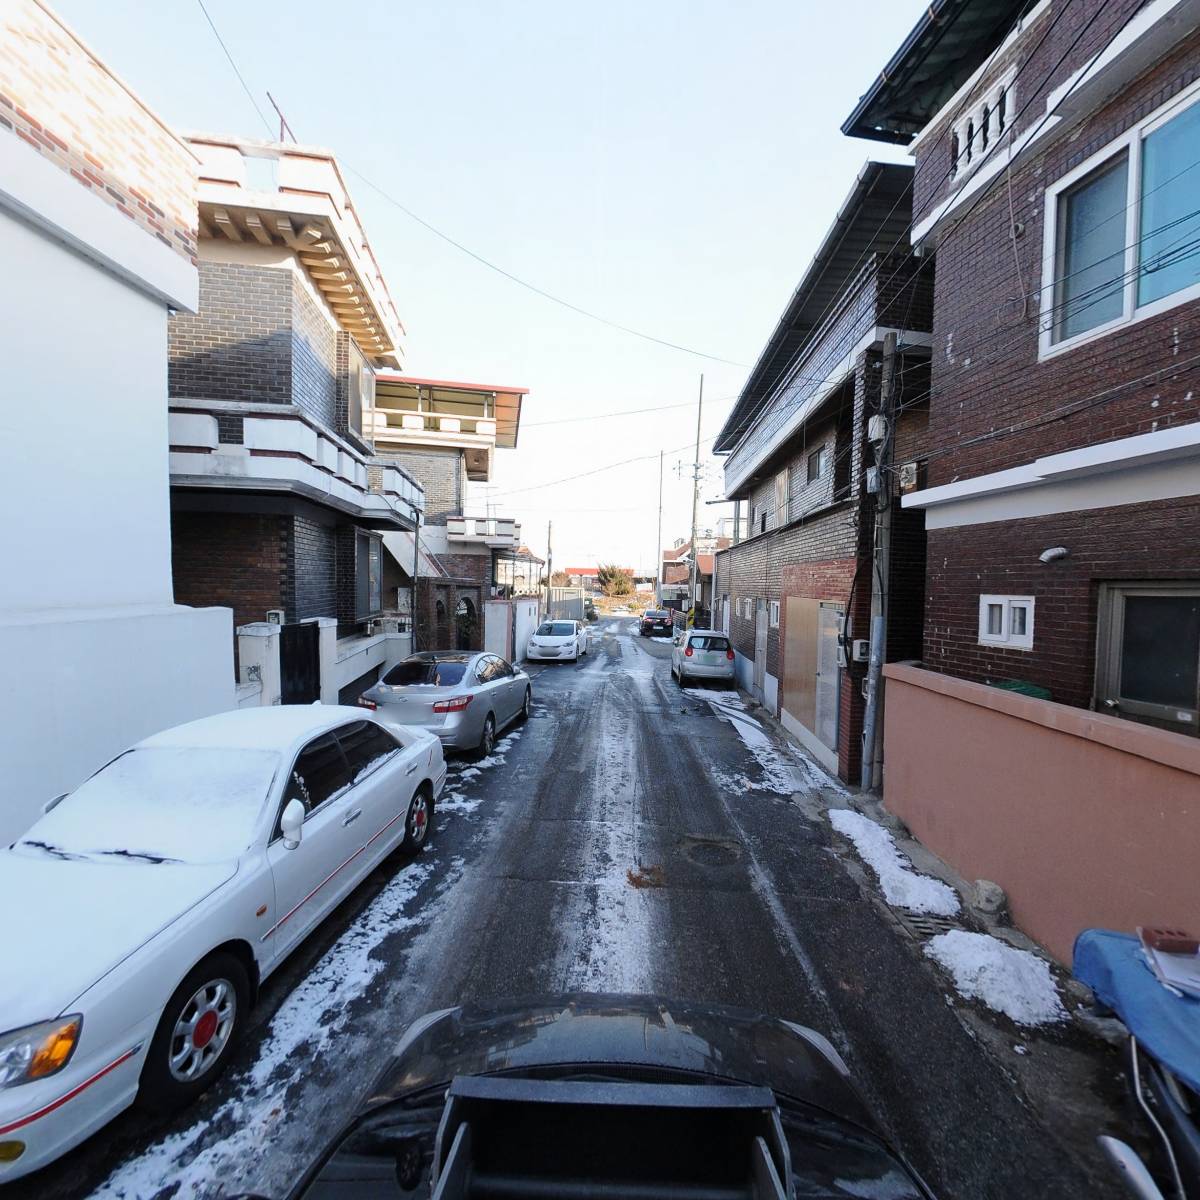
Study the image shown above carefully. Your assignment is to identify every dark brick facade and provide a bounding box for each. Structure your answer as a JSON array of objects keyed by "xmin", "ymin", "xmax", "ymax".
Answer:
[
  {"xmin": 289, "ymin": 516, "xmax": 336, "ymax": 622},
  {"xmin": 292, "ymin": 281, "xmax": 338, "ymax": 428},
  {"xmin": 171, "ymin": 511, "xmax": 288, "ymax": 633},
  {"xmin": 925, "ymin": 496, "xmax": 1200, "ymax": 707},
  {"xmin": 907, "ymin": 8, "xmax": 1200, "ymax": 698},
  {"xmin": 169, "ymin": 263, "xmax": 292, "ymax": 405},
  {"xmin": 378, "ymin": 448, "xmax": 465, "ymax": 525}
]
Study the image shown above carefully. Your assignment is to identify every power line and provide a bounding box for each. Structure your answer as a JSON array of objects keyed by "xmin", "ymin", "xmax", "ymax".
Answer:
[
  {"xmin": 194, "ymin": 0, "xmax": 273, "ymax": 138},
  {"xmin": 524, "ymin": 397, "xmax": 735, "ymax": 429},
  {"xmin": 346, "ymin": 165, "xmax": 751, "ymax": 369}
]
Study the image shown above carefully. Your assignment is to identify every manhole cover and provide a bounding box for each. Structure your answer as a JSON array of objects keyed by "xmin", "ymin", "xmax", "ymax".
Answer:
[{"xmin": 680, "ymin": 836, "xmax": 742, "ymax": 867}]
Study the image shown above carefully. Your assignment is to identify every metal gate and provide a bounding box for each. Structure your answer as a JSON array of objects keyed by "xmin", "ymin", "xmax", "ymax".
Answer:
[{"xmin": 279, "ymin": 621, "xmax": 320, "ymax": 704}]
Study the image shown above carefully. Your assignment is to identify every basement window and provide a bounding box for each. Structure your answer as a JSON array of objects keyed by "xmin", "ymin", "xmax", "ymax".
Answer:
[{"xmin": 978, "ymin": 595, "xmax": 1034, "ymax": 650}]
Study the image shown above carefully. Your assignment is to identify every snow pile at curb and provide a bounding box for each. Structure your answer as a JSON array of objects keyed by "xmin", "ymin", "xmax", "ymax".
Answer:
[
  {"xmin": 925, "ymin": 930, "xmax": 1066, "ymax": 1026},
  {"xmin": 828, "ymin": 809, "xmax": 959, "ymax": 916},
  {"xmin": 684, "ymin": 689, "xmax": 799, "ymax": 794}
]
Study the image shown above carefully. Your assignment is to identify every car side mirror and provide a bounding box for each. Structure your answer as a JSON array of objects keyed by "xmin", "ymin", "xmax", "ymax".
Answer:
[
  {"xmin": 42, "ymin": 793, "xmax": 68, "ymax": 815},
  {"xmin": 280, "ymin": 797, "xmax": 306, "ymax": 849}
]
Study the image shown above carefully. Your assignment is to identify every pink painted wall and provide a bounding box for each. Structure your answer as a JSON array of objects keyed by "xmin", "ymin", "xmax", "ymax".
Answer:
[{"xmin": 882, "ymin": 664, "xmax": 1200, "ymax": 964}]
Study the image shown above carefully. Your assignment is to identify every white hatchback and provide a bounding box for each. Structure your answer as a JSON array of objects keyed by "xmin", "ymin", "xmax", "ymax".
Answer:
[
  {"xmin": 671, "ymin": 629, "xmax": 736, "ymax": 687},
  {"xmin": 0, "ymin": 706, "xmax": 445, "ymax": 1181},
  {"xmin": 527, "ymin": 619, "xmax": 588, "ymax": 663}
]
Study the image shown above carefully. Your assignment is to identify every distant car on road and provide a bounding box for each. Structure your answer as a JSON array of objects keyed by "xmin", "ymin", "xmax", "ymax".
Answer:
[
  {"xmin": 640, "ymin": 609, "xmax": 673, "ymax": 637},
  {"xmin": 526, "ymin": 620, "xmax": 588, "ymax": 664},
  {"xmin": 584, "ymin": 598, "xmax": 598, "ymax": 621},
  {"xmin": 360, "ymin": 652, "xmax": 531, "ymax": 757},
  {"xmin": 0, "ymin": 706, "xmax": 445, "ymax": 1183},
  {"xmin": 671, "ymin": 629, "xmax": 736, "ymax": 687}
]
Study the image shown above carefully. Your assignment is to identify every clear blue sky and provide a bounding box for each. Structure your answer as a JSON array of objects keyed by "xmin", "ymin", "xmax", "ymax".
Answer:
[{"xmin": 57, "ymin": 0, "xmax": 916, "ymax": 572}]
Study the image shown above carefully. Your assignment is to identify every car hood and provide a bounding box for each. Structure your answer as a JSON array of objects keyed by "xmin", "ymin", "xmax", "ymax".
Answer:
[
  {"xmin": 364, "ymin": 993, "xmax": 878, "ymax": 1134},
  {"xmin": 0, "ymin": 850, "xmax": 237, "ymax": 1027}
]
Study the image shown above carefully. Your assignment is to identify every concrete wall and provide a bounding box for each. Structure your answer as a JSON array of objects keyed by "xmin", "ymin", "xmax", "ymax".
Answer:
[{"xmin": 882, "ymin": 663, "xmax": 1200, "ymax": 963}]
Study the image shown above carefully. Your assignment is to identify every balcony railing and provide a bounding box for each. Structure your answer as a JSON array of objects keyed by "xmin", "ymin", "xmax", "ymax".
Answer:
[
  {"xmin": 446, "ymin": 515, "xmax": 521, "ymax": 547},
  {"xmin": 365, "ymin": 409, "xmax": 498, "ymax": 440}
]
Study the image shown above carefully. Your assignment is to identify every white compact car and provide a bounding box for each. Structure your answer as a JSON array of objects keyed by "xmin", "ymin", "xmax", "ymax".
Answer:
[
  {"xmin": 0, "ymin": 706, "xmax": 446, "ymax": 1181},
  {"xmin": 671, "ymin": 629, "xmax": 736, "ymax": 687},
  {"xmin": 526, "ymin": 619, "xmax": 588, "ymax": 663}
]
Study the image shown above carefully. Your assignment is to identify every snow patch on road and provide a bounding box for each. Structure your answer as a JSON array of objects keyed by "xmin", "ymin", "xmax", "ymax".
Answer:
[
  {"xmin": 650, "ymin": 635, "xmax": 673, "ymax": 643},
  {"xmin": 437, "ymin": 790, "xmax": 482, "ymax": 816},
  {"xmin": 925, "ymin": 930, "xmax": 1066, "ymax": 1027},
  {"xmin": 685, "ymin": 689, "xmax": 799, "ymax": 794},
  {"xmin": 828, "ymin": 809, "xmax": 960, "ymax": 916},
  {"xmin": 456, "ymin": 766, "xmax": 481, "ymax": 781},
  {"xmin": 91, "ymin": 859, "xmax": 436, "ymax": 1199}
]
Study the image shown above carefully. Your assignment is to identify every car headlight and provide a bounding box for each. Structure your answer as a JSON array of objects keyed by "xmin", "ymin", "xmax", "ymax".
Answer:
[{"xmin": 0, "ymin": 1017, "xmax": 82, "ymax": 1089}]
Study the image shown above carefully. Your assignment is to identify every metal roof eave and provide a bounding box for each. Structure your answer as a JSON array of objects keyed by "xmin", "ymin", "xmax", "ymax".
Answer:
[
  {"xmin": 713, "ymin": 161, "xmax": 913, "ymax": 454},
  {"xmin": 841, "ymin": 0, "xmax": 1031, "ymax": 143}
]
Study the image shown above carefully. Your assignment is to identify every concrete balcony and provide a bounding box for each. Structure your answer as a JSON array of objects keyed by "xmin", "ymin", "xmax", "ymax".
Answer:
[
  {"xmin": 169, "ymin": 400, "xmax": 424, "ymax": 529},
  {"xmin": 446, "ymin": 515, "xmax": 521, "ymax": 548}
]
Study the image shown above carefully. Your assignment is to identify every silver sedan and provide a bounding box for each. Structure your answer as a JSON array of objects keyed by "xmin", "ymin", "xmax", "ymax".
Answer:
[{"xmin": 359, "ymin": 652, "xmax": 531, "ymax": 756}]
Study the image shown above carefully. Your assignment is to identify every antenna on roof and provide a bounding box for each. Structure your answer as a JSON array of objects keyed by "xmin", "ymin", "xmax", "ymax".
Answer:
[{"xmin": 267, "ymin": 92, "xmax": 296, "ymax": 143}]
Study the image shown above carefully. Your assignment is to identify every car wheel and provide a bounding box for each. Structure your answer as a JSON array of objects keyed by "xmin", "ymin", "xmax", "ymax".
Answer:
[
  {"xmin": 519, "ymin": 687, "xmax": 532, "ymax": 720},
  {"xmin": 677, "ymin": 670, "xmax": 688, "ymax": 688},
  {"xmin": 477, "ymin": 713, "xmax": 496, "ymax": 759},
  {"xmin": 139, "ymin": 952, "xmax": 249, "ymax": 1112},
  {"xmin": 400, "ymin": 785, "xmax": 434, "ymax": 854}
]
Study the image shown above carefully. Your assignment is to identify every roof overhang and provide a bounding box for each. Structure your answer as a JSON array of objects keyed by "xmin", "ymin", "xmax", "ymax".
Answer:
[
  {"xmin": 374, "ymin": 375, "xmax": 527, "ymax": 449},
  {"xmin": 713, "ymin": 162, "xmax": 913, "ymax": 454},
  {"xmin": 186, "ymin": 133, "xmax": 405, "ymax": 368},
  {"xmin": 841, "ymin": 0, "xmax": 1031, "ymax": 143}
]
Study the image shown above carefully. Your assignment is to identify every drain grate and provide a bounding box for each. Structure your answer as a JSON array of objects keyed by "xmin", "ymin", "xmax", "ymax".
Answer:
[{"xmin": 896, "ymin": 912, "xmax": 960, "ymax": 940}]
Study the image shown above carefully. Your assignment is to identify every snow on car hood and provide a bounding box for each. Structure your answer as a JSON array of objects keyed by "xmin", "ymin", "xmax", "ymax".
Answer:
[{"xmin": 0, "ymin": 850, "xmax": 237, "ymax": 1027}]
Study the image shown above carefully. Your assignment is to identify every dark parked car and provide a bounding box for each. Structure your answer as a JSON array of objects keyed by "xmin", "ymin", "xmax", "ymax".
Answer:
[
  {"xmin": 640, "ymin": 608, "xmax": 674, "ymax": 636},
  {"xmin": 283, "ymin": 994, "xmax": 935, "ymax": 1199}
]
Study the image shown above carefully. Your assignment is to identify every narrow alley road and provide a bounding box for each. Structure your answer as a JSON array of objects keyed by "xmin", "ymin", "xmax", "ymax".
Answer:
[{"xmin": 16, "ymin": 619, "xmax": 1123, "ymax": 1200}]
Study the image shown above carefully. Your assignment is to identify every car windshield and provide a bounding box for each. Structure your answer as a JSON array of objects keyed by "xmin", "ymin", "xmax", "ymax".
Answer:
[
  {"xmin": 384, "ymin": 660, "xmax": 469, "ymax": 687},
  {"xmin": 536, "ymin": 622, "xmax": 576, "ymax": 637},
  {"xmin": 20, "ymin": 747, "xmax": 279, "ymax": 864}
]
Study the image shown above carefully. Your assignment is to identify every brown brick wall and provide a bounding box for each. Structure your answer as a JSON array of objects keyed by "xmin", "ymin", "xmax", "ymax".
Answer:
[
  {"xmin": 916, "ymin": 23, "xmax": 1200, "ymax": 489},
  {"xmin": 171, "ymin": 512, "xmax": 287, "ymax": 634},
  {"xmin": 0, "ymin": 0, "xmax": 197, "ymax": 262},
  {"xmin": 924, "ymin": 496, "xmax": 1200, "ymax": 706}
]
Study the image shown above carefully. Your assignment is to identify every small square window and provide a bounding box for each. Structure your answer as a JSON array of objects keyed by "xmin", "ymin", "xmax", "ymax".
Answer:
[
  {"xmin": 978, "ymin": 595, "xmax": 1035, "ymax": 650},
  {"xmin": 769, "ymin": 600, "xmax": 780, "ymax": 628}
]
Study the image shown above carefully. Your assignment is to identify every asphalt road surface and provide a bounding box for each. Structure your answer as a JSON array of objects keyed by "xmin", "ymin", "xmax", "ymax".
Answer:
[{"xmin": 12, "ymin": 617, "xmax": 1128, "ymax": 1200}]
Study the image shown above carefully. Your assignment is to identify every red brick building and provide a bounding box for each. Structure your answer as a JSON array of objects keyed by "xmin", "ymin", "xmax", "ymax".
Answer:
[
  {"xmin": 712, "ymin": 162, "xmax": 933, "ymax": 782},
  {"xmin": 846, "ymin": 0, "xmax": 1200, "ymax": 733},
  {"xmin": 840, "ymin": 0, "xmax": 1200, "ymax": 963}
]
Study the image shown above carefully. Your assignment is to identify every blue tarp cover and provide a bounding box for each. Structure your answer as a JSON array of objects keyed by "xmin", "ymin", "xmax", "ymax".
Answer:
[{"xmin": 1074, "ymin": 929, "xmax": 1200, "ymax": 1094}]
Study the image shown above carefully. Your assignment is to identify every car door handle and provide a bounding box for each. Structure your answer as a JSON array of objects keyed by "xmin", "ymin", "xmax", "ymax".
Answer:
[
  {"xmin": 342, "ymin": 809, "xmax": 363, "ymax": 826},
  {"xmin": 405, "ymin": 762, "xmax": 418, "ymax": 775}
]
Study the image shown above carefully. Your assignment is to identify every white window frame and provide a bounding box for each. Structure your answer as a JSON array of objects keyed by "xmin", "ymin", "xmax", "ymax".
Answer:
[
  {"xmin": 978, "ymin": 594, "xmax": 1035, "ymax": 650},
  {"xmin": 1039, "ymin": 77, "xmax": 1200, "ymax": 361},
  {"xmin": 768, "ymin": 600, "xmax": 780, "ymax": 628}
]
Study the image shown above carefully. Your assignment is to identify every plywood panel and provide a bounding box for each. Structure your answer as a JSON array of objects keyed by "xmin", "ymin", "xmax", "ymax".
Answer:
[{"xmin": 782, "ymin": 596, "xmax": 818, "ymax": 733}]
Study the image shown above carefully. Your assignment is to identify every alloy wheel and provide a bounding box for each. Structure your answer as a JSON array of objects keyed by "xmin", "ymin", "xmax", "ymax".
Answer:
[
  {"xmin": 481, "ymin": 716, "xmax": 495, "ymax": 756},
  {"xmin": 168, "ymin": 978, "xmax": 237, "ymax": 1082},
  {"xmin": 407, "ymin": 791, "xmax": 428, "ymax": 846}
]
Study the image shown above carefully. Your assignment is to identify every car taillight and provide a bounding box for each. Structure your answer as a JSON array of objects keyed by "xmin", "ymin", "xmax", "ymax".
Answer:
[
  {"xmin": 726, "ymin": 649, "xmax": 735, "ymax": 660},
  {"xmin": 685, "ymin": 646, "xmax": 693, "ymax": 657},
  {"xmin": 432, "ymin": 695, "xmax": 472, "ymax": 714},
  {"xmin": 357, "ymin": 697, "xmax": 377, "ymax": 710}
]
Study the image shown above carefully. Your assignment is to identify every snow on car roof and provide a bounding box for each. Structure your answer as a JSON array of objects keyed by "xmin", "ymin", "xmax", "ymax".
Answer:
[{"xmin": 137, "ymin": 705, "xmax": 365, "ymax": 752}]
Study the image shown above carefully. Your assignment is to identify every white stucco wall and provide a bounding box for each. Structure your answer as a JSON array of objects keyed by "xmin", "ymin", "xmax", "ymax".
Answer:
[
  {"xmin": 1, "ymin": 209, "xmax": 174, "ymax": 610},
  {"xmin": 0, "ymin": 200, "xmax": 235, "ymax": 841}
]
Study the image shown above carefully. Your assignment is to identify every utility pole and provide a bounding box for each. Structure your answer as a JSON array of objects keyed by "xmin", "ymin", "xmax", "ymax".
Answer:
[
  {"xmin": 687, "ymin": 375, "xmax": 704, "ymax": 627},
  {"xmin": 654, "ymin": 450, "xmax": 664, "ymax": 607},
  {"xmin": 861, "ymin": 332, "xmax": 897, "ymax": 793},
  {"xmin": 544, "ymin": 520, "xmax": 553, "ymax": 616}
]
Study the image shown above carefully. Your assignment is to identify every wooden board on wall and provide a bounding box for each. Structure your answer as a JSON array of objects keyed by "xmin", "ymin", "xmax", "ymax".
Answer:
[{"xmin": 783, "ymin": 596, "xmax": 818, "ymax": 733}]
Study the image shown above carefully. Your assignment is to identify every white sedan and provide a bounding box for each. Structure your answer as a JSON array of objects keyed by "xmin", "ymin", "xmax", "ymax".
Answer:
[
  {"xmin": 0, "ymin": 705, "xmax": 446, "ymax": 1181},
  {"xmin": 526, "ymin": 619, "xmax": 588, "ymax": 662}
]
